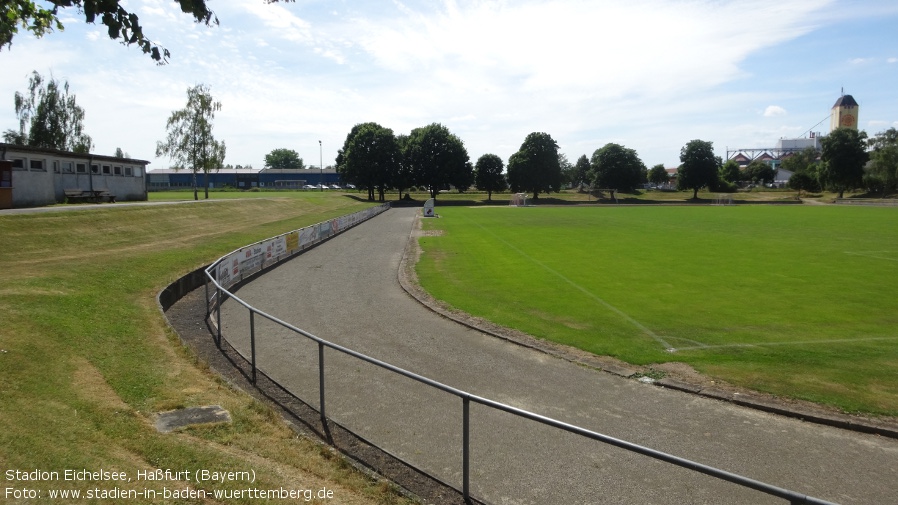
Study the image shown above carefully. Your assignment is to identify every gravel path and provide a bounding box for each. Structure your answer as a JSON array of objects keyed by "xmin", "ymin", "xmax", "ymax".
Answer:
[{"xmin": 219, "ymin": 206, "xmax": 897, "ymax": 505}]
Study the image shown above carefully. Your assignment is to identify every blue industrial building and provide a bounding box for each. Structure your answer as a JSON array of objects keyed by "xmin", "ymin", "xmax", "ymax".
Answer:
[{"xmin": 147, "ymin": 167, "xmax": 344, "ymax": 190}]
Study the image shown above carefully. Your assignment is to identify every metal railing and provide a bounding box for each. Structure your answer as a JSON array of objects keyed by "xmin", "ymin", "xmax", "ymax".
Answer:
[{"xmin": 202, "ymin": 206, "xmax": 837, "ymax": 505}]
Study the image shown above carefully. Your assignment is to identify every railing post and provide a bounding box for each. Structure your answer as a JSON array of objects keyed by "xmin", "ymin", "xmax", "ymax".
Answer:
[
  {"xmin": 249, "ymin": 309, "xmax": 256, "ymax": 384},
  {"xmin": 319, "ymin": 341, "xmax": 326, "ymax": 422},
  {"xmin": 463, "ymin": 396, "xmax": 471, "ymax": 503},
  {"xmin": 204, "ymin": 273, "xmax": 210, "ymax": 319},
  {"xmin": 215, "ymin": 285, "xmax": 222, "ymax": 348}
]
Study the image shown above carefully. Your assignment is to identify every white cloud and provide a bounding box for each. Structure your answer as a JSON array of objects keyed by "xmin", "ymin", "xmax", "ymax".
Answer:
[
  {"xmin": 764, "ymin": 105, "xmax": 787, "ymax": 117},
  {"xmin": 888, "ymin": 57, "xmax": 897, "ymax": 63},
  {"xmin": 9, "ymin": 0, "xmax": 898, "ymax": 171}
]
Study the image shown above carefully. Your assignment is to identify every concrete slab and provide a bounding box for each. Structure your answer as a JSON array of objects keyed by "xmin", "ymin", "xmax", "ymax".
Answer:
[{"xmin": 155, "ymin": 405, "xmax": 231, "ymax": 433}]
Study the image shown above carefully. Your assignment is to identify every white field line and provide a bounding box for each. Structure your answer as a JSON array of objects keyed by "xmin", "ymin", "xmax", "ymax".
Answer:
[
  {"xmin": 844, "ymin": 251, "xmax": 898, "ymax": 262},
  {"xmin": 674, "ymin": 335, "xmax": 898, "ymax": 351},
  {"xmin": 465, "ymin": 217, "xmax": 676, "ymax": 352}
]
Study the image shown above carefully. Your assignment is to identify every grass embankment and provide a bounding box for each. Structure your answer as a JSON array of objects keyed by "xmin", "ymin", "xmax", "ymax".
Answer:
[
  {"xmin": 416, "ymin": 205, "xmax": 898, "ymax": 416},
  {"xmin": 0, "ymin": 193, "xmax": 412, "ymax": 503}
]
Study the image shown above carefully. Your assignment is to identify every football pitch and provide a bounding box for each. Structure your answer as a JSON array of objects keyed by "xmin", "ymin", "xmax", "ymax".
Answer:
[{"xmin": 416, "ymin": 205, "xmax": 898, "ymax": 416}]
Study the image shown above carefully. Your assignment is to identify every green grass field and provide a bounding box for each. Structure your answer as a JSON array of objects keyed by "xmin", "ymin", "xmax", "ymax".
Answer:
[
  {"xmin": 416, "ymin": 205, "xmax": 898, "ymax": 416},
  {"xmin": 0, "ymin": 193, "xmax": 411, "ymax": 504}
]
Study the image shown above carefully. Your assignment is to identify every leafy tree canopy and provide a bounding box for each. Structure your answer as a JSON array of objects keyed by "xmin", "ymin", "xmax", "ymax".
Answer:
[
  {"xmin": 474, "ymin": 153, "xmax": 506, "ymax": 201},
  {"xmin": 820, "ymin": 127, "xmax": 869, "ymax": 198},
  {"xmin": 649, "ymin": 163, "xmax": 669, "ymax": 185},
  {"xmin": 589, "ymin": 143, "xmax": 645, "ymax": 197},
  {"xmin": 743, "ymin": 160, "xmax": 775, "ymax": 184},
  {"xmin": 335, "ymin": 122, "xmax": 399, "ymax": 201},
  {"xmin": 264, "ymin": 148, "xmax": 303, "ymax": 169},
  {"xmin": 677, "ymin": 139, "xmax": 720, "ymax": 199},
  {"xmin": 1, "ymin": 0, "xmax": 221, "ymax": 63},
  {"xmin": 573, "ymin": 154, "xmax": 591, "ymax": 188},
  {"xmin": 780, "ymin": 146, "xmax": 820, "ymax": 175},
  {"xmin": 718, "ymin": 159, "xmax": 741, "ymax": 184},
  {"xmin": 506, "ymin": 132, "xmax": 561, "ymax": 200},
  {"xmin": 865, "ymin": 127, "xmax": 898, "ymax": 193},
  {"xmin": 155, "ymin": 84, "xmax": 226, "ymax": 200},
  {"xmin": 2, "ymin": 70, "xmax": 92, "ymax": 152},
  {"xmin": 405, "ymin": 123, "xmax": 469, "ymax": 199}
]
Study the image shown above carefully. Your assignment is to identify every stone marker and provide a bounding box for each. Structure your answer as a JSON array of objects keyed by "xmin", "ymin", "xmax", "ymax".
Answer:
[{"xmin": 155, "ymin": 405, "xmax": 231, "ymax": 433}]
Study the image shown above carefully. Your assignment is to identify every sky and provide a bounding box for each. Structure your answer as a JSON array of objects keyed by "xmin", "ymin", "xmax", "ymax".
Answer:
[{"xmin": 1, "ymin": 0, "xmax": 897, "ymax": 170}]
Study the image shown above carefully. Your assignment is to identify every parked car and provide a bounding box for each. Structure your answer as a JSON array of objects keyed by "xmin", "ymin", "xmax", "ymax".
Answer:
[
  {"xmin": 302, "ymin": 185, "xmax": 316, "ymax": 189},
  {"xmin": 330, "ymin": 184, "xmax": 342, "ymax": 189}
]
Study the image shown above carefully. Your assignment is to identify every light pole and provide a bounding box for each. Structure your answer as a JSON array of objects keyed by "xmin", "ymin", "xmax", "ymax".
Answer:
[{"xmin": 319, "ymin": 140, "xmax": 323, "ymax": 191}]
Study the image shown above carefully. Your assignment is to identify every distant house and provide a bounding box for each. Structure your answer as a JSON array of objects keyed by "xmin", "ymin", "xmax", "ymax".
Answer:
[
  {"xmin": 730, "ymin": 153, "xmax": 751, "ymax": 168},
  {"xmin": 0, "ymin": 143, "xmax": 149, "ymax": 208}
]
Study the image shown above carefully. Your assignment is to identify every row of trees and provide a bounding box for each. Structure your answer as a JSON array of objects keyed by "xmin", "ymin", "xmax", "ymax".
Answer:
[
  {"xmin": 6, "ymin": 72, "xmax": 895, "ymax": 202},
  {"xmin": 336, "ymin": 122, "xmax": 473, "ymax": 201}
]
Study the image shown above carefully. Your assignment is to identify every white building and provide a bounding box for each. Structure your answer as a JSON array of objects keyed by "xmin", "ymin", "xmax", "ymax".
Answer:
[{"xmin": 0, "ymin": 143, "xmax": 149, "ymax": 208}]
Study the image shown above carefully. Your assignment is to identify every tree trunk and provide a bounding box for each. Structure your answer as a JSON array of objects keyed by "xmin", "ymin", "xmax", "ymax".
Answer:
[
  {"xmin": 487, "ymin": 191, "xmax": 492, "ymax": 201},
  {"xmin": 692, "ymin": 187, "xmax": 699, "ymax": 200},
  {"xmin": 192, "ymin": 170, "xmax": 198, "ymax": 201}
]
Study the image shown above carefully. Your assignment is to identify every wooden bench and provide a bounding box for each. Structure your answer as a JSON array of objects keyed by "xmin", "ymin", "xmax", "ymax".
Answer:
[{"xmin": 64, "ymin": 189, "xmax": 116, "ymax": 204}]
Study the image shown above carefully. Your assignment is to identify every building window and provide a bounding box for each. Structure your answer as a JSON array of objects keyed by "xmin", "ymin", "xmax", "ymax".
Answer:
[
  {"xmin": 114, "ymin": 166, "xmax": 122, "ymax": 176},
  {"xmin": 61, "ymin": 161, "xmax": 74, "ymax": 173},
  {"xmin": 91, "ymin": 164, "xmax": 99, "ymax": 174},
  {"xmin": 124, "ymin": 166, "xmax": 133, "ymax": 176},
  {"xmin": 29, "ymin": 159, "xmax": 45, "ymax": 171},
  {"xmin": 134, "ymin": 167, "xmax": 142, "ymax": 177},
  {"xmin": 102, "ymin": 165, "xmax": 111, "ymax": 175},
  {"xmin": 76, "ymin": 163, "xmax": 87, "ymax": 174},
  {"xmin": 11, "ymin": 158, "xmax": 25, "ymax": 170},
  {"xmin": 53, "ymin": 161, "xmax": 60, "ymax": 173}
]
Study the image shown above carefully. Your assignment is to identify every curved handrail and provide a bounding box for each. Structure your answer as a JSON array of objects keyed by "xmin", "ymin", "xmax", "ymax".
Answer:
[{"xmin": 202, "ymin": 205, "xmax": 837, "ymax": 505}]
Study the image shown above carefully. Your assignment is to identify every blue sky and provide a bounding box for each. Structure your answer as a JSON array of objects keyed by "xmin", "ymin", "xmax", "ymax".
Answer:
[{"xmin": 1, "ymin": 0, "xmax": 896, "ymax": 170}]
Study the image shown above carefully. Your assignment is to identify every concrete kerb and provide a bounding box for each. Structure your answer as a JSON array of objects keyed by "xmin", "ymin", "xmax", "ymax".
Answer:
[{"xmin": 398, "ymin": 211, "xmax": 898, "ymax": 441}]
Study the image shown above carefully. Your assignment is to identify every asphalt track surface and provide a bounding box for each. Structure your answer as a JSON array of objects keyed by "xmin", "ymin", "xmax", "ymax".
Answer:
[{"xmin": 220, "ymin": 206, "xmax": 897, "ymax": 505}]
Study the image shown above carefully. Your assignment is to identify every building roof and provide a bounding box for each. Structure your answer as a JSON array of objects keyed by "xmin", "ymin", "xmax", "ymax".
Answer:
[
  {"xmin": 0, "ymin": 143, "xmax": 150, "ymax": 165},
  {"xmin": 832, "ymin": 94, "xmax": 858, "ymax": 108}
]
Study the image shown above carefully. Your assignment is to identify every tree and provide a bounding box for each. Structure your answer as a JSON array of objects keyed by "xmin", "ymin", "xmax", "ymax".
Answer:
[
  {"xmin": 3, "ymin": 70, "xmax": 92, "ymax": 152},
  {"xmin": 264, "ymin": 148, "xmax": 304, "ymax": 169},
  {"xmin": 1, "ymin": 0, "xmax": 218, "ymax": 63},
  {"xmin": 393, "ymin": 134, "xmax": 415, "ymax": 200},
  {"xmin": 819, "ymin": 128, "xmax": 869, "ymax": 198},
  {"xmin": 648, "ymin": 164, "xmax": 669, "ymax": 186},
  {"xmin": 787, "ymin": 171, "xmax": 819, "ymax": 197},
  {"xmin": 506, "ymin": 132, "xmax": 562, "ymax": 201},
  {"xmin": 677, "ymin": 139, "xmax": 720, "ymax": 199},
  {"xmin": 335, "ymin": 122, "xmax": 399, "ymax": 201},
  {"xmin": 155, "ymin": 84, "xmax": 226, "ymax": 201},
  {"xmin": 719, "ymin": 159, "xmax": 741, "ymax": 184},
  {"xmin": 780, "ymin": 147, "xmax": 820, "ymax": 175},
  {"xmin": 573, "ymin": 155, "xmax": 591, "ymax": 189},
  {"xmin": 589, "ymin": 143, "xmax": 645, "ymax": 199},
  {"xmin": 558, "ymin": 153, "xmax": 575, "ymax": 188},
  {"xmin": 474, "ymin": 153, "xmax": 507, "ymax": 201},
  {"xmin": 865, "ymin": 127, "xmax": 898, "ymax": 194},
  {"xmin": 405, "ymin": 123, "xmax": 470, "ymax": 199},
  {"xmin": 743, "ymin": 160, "xmax": 775, "ymax": 184}
]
